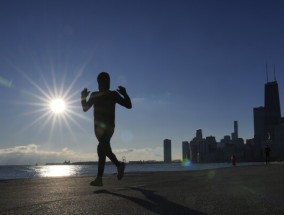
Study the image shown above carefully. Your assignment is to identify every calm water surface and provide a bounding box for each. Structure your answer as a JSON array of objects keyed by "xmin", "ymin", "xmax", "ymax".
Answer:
[{"xmin": 0, "ymin": 162, "xmax": 263, "ymax": 180}]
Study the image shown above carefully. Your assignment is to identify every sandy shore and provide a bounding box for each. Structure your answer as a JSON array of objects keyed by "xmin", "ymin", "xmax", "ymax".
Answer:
[{"xmin": 0, "ymin": 164, "xmax": 284, "ymax": 214}]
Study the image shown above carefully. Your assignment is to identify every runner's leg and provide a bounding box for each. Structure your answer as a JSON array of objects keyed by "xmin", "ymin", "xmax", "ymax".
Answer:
[{"xmin": 97, "ymin": 143, "xmax": 106, "ymax": 176}]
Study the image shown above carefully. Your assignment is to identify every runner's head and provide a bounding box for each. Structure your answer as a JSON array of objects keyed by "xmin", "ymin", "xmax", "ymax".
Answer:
[{"xmin": 97, "ymin": 72, "xmax": 110, "ymax": 91}]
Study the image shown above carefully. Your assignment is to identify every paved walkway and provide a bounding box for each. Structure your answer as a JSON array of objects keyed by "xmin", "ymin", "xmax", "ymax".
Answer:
[{"xmin": 0, "ymin": 164, "xmax": 284, "ymax": 214}]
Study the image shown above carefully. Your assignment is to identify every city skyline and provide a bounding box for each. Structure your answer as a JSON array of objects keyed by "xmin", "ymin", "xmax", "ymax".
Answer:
[
  {"xmin": 164, "ymin": 78, "xmax": 284, "ymax": 163},
  {"xmin": 0, "ymin": 0, "xmax": 284, "ymax": 164},
  {"xmin": 164, "ymin": 120, "xmax": 240, "ymax": 163}
]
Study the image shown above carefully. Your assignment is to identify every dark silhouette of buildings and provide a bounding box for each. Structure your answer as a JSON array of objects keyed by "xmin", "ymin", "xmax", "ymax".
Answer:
[
  {"xmin": 182, "ymin": 141, "xmax": 190, "ymax": 160},
  {"xmin": 189, "ymin": 129, "xmax": 203, "ymax": 163},
  {"xmin": 253, "ymin": 77, "xmax": 284, "ymax": 161},
  {"xmin": 162, "ymin": 70, "xmax": 283, "ymax": 163},
  {"xmin": 263, "ymin": 80, "xmax": 282, "ymax": 140},
  {"xmin": 163, "ymin": 139, "xmax": 172, "ymax": 163},
  {"xmin": 196, "ymin": 129, "xmax": 203, "ymax": 140},
  {"xmin": 183, "ymin": 121, "xmax": 244, "ymax": 163},
  {"xmin": 189, "ymin": 129, "xmax": 218, "ymax": 163}
]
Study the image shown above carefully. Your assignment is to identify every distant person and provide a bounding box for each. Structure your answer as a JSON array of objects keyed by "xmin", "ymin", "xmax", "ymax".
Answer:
[
  {"xmin": 265, "ymin": 145, "xmax": 271, "ymax": 165},
  {"xmin": 81, "ymin": 72, "xmax": 132, "ymax": 186}
]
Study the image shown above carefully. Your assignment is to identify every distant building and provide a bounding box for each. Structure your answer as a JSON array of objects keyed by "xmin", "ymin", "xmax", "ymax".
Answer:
[
  {"xmin": 253, "ymin": 77, "xmax": 284, "ymax": 161},
  {"xmin": 189, "ymin": 129, "xmax": 207, "ymax": 163},
  {"xmin": 189, "ymin": 129, "xmax": 220, "ymax": 162},
  {"xmin": 264, "ymin": 81, "xmax": 282, "ymax": 140},
  {"xmin": 196, "ymin": 129, "xmax": 203, "ymax": 140},
  {"xmin": 163, "ymin": 139, "xmax": 172, "ymax": 163},
  {"xmin": 189, "ymin": 140, "xmax": 198, "ymax": 163},
  {"xmin": 254, "ymin": 107, "xmax": 266, "ymax": 139},
  {"xmin": 206, "ymin": 136, "xmax": 217, "ymax": 153},
  {"xmin": 232, "ymin": 121, "xmax": 238, "ymax": 141},
  {"xmin": 274, "ymin": 125, "xmax": 284, "ymax": 160},
  {"xmin": 234, "ymin": 121, "xmax": 238, "ymax": 139},
  {"xmin": 182, "ymin": 141, "xmax": 190, "ymax": 160},
  {"xmin": 221, "ymin": 135, "xmax": 231, "ymax": 146}
]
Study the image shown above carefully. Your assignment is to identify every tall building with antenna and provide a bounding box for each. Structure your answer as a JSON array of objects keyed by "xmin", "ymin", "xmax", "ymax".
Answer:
[
  {"xmin": 264, "ymin": 80, "xmax": 282, "ymax": 139},
  {"xmin": 253, "ymin": 65, "xmax": 284, "ymax": 160}
]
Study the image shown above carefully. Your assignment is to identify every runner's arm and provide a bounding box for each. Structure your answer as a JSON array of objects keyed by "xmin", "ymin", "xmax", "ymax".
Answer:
[
  {"xmin": 116, "ymin": 86, "xmax": 132, "ymax": 109},
  {"xmin": 81, "ymin": 89, "xmax": 94, "ymax": 112}
]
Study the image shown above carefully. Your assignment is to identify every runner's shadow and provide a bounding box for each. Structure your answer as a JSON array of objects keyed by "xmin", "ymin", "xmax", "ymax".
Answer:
[
  {"xmin": 94, "ymin": 189, "xmax": 159, "ymax": 213},
  {"xmin": 94, "ymin": 188, "xmax": 205, "ymax": 215}
]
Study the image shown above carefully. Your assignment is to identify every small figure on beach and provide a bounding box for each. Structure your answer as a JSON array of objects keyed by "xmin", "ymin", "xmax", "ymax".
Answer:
[
  {"xmin": 265, "ymin": 144, "xmax": 271, "ymax": 165},
  {"xmin": 81, "ymin": 72, "xmax": 132, "ymax": 186},
  {"xmin": 231, "ymin": 154, "xmax": 236, "ymax": 166}
]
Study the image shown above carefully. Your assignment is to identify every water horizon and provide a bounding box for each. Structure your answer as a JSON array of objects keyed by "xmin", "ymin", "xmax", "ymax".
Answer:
[{"xmin": 0, "ymin": 162, "xmax": 265, "ymax": 181}]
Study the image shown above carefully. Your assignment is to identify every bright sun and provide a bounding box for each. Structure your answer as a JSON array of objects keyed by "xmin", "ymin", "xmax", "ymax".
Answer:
[{"xmin": 50, "ymin": 98, "xmax": 66, "ymax": 114}]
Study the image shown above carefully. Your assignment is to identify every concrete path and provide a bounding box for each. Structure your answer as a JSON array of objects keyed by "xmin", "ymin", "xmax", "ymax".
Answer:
[{"xmin": 0, "ymin": 164, "xmax": 284, "ymax": 214}]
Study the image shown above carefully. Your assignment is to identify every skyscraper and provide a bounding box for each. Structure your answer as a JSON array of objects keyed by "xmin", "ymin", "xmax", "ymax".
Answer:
[
  {"xmin": 189, "ymin": 129, "xmax": 206, "ymax": 163},
  {"xmin": 163, "ymin": 139, "xmax": 171, "ymax": 163},
  {"xmin": 264, "ymin": 81, "xmax": 282, "ymax": 140},
  {"xmin": 182, "ymin": 141, "xmax": 190, "ymax": 160},
  {"xmin": 232, "ymin": 121, "xmax": 239, "ymax": 141},
  {"xmin": 253, "ymin": 74, "xmax": 284, "ymax": 161},
  {"xmin": 254, "ymin": 79, "xmax": 282, "ymax": 141},
  {"xmin": 234, "ymin": 121, "xmax": 238, "ymax": 139},
  {"xmin": 254, "ymin": 107, "xmax": 265, "ymax": 139},
  {"xmin": 196, "ymin": 129, "xmax": 203, "ymax": 140}
]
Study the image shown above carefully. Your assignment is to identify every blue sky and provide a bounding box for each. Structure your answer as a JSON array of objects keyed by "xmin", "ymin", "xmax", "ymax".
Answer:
[{"xmin": 0, "ymin": 0, "xmax": 284, "ymax": 164}]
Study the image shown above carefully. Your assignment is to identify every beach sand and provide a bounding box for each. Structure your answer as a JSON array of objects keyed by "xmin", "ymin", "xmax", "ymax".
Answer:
[{"xmin": 0, "ymin": 164, "xmax": 284, "ymax": 214}]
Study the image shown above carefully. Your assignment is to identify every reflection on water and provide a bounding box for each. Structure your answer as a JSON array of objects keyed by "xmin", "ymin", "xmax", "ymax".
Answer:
[
  {"xmin": 35, "ymin": 165, "xmax": 80, "ymax": 177},
  {"xmin": 0, "ymin": 162, "xmax": 264, "ymax": 180}
]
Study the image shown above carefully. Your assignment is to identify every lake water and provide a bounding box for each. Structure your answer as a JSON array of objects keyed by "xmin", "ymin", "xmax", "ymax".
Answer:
[{"xmin": 0, "ymin": 162, "xmax": 263, "ymax": 180}]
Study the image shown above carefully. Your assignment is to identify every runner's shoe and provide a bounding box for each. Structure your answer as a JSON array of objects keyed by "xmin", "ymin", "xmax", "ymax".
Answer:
[
  {"xmin": 90, "ymin": 176, "xmax": 103, "ymax": 186},
  {"xmin": 117, "ymin": 162, "xmax": 125, "ymax": 180}
]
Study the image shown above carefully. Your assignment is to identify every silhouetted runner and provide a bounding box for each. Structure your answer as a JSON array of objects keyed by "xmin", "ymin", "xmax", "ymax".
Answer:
[{"xmin": 81, "ymin": 72, "xmax": 132, "ymax": 186}]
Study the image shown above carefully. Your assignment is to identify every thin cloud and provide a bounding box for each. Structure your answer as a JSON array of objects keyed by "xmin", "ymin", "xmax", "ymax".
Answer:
[
  {"xmin": 113, "ymin": 147, "xmax": 163, "ymax": 161},
  {"xmin": 0, "ymin": 144, "xmax": 97, "ymax": 165},
  {"xmin": 0, "ymin": 145, "xmax": 164, "ymax": 165},
  {"xmin": 0, "ymin": 144, "xmax": 38, "ymax": 154}
]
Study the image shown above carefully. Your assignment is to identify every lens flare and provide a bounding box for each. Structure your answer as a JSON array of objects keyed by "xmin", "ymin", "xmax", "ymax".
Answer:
[
  {"xmin": 181, "ymin": 159, "xmax": 191, "ymax": 167},
  {"xmin": 7, "ymin": 56, "xmax": 91, "ymax": 147},
  {"xmin": 0, "ymin": 76, "xmax": 12, "ymax": 88}
]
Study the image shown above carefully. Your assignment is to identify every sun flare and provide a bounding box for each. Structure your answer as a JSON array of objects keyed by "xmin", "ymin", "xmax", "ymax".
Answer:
[
  {"xmin": 14, "ymin": 59, "xmax": 89, "ymax": 145},
  {"xmin": 50, "ymin": 98, "xmax": 66, "ymax": 114}
]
